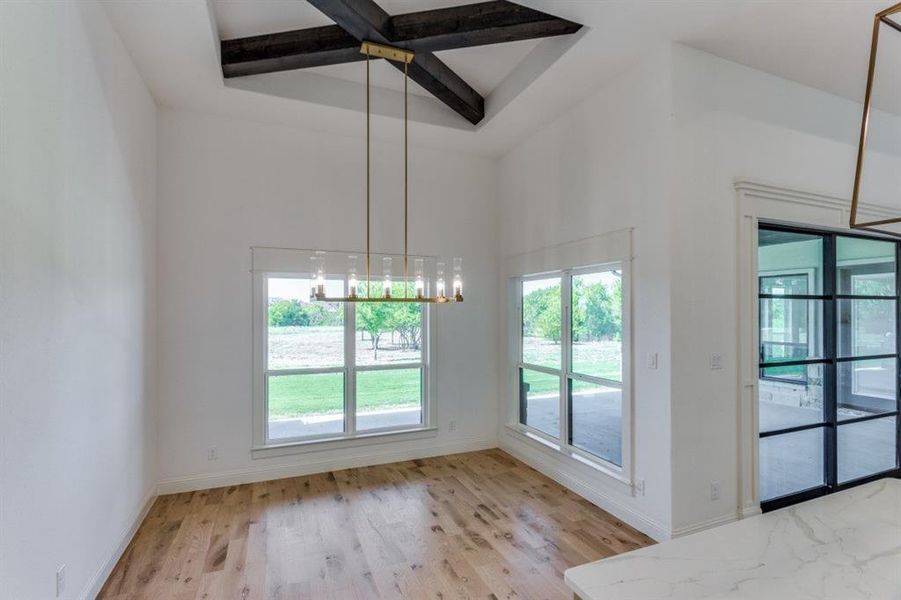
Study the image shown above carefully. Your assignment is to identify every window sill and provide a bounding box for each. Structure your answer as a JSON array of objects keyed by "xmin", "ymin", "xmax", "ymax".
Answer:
[
  {"xmin": 504, "ymin": 423, "xmax": 632, "ymax": 487},
  {"xmin": 252, "ymin": 426, "xmax": 439, "ymax": 459}
]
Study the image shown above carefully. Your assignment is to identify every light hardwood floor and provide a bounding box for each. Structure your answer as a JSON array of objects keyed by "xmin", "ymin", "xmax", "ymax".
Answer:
[{"xmin": 99, "ymin": 449, "xmax": 654, "ymax": 599}]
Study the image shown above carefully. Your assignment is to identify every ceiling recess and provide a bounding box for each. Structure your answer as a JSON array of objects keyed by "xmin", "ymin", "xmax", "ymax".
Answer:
[{"xmin": 220, "ymin": 0, "xmax": 583, "ymax": 124}]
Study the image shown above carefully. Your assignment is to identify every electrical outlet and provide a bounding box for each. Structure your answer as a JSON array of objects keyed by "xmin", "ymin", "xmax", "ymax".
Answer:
[
  {"xmin": 634, "ymin": 479, "xmax": 646, "ymax": 497},
  {"xmin": 56, "ymin": 565, "xmax": 66, "ymax": 597},
  {"xmin": 710, "ymin": 353, "xmax": 723, "ymax": 370},
  {"xmin": 448, "ymin": 419, "xmax": 457, "ymax": 432},
  {"xmin": 647, "ymin": 353, "xmax": 658, "ymax": 370},
  {"xmin": 207, "ymin": 447, "xmax": 218, "ymax": 461},
  {"xmin": 710, "ymin": 481, "xmax": 721, "ymax": 501}
]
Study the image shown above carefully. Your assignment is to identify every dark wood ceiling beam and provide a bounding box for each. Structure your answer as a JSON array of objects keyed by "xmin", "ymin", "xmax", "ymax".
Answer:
[
  {"xmin": 390, "ymin": 1, "xmax": 582, "ymax": 52},
  {"xmin": 220, "ymin": 1, "xmax": 583, "ymax": 123},
  {"xmin": 221, "ymin": 2, "xmax": 581, "ymax": 78},
  {"xmin": 307, "ymin": 0, "xmax": 392, "ymax": 43},
  {"xmin": 306, "ymin": 0, "xmax": 484, "ymax": 123},
  {"xmin": 221, "ymin": 24, "xmax": 361, "ymax": 78}
]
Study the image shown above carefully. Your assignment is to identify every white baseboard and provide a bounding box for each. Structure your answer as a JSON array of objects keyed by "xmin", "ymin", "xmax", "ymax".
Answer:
[
  {"xmin": 79, "ymin": 487, "xmax": 157, "ymax": 600},
  {"xmin": 670, "ymin": 512, "xmax": 738, "ymax": 538},
  {"xmin": 499, "ymin": 432, "xmax": 671, "ymax": 542},
  {"xmin": 157, "ymin": 437, "xmax": 495, "ymax": 494}
]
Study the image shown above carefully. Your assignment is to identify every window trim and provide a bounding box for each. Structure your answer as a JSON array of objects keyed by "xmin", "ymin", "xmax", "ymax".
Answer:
[
  {"xmin": 252, "ymin": 269, "xmax": 434, "ymax": 455},
  {"xmin": 512, "ymin": 261, "xmax": 632, "ymax": 480}
]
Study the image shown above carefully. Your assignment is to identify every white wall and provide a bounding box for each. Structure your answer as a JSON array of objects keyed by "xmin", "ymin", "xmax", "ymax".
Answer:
[
  {"xmin": 155, "ymin": 108, "xmax": 499, "ymax": 490},
  {"xmin": 496, "ymin": 48, "xmax": 676, "ymax": 539},
  {"xmin": 668, "ymin": 45, "xmax": 901, "ymax": 533},
  {"xmin": 0, "ymin": 2, "xmax": 158, "ymax": 598}
]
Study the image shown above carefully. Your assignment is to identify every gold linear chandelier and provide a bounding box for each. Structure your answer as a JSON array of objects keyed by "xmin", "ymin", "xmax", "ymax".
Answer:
[
  {"xmin": 312, "ymin": 41, "xmax": 464, "ymax": 304},
  {"xmin": 850, "ymin": 1, "xmax": 901, "ymax": 236}
]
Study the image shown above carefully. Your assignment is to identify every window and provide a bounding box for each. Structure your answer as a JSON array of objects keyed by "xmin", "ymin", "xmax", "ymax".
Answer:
[
  {"xmin": 757, "ymin": 225, "xmax": 900, "ymax": 510},
  {"xmin": 516, "ymin": 264, "xmax": 628, "ymax": 473},
  {"xmin": 257, "ymin": 274, "xmax": 430, "ymax": 448},
  {"xmin": 758, "ymin": 272, "xmax": 816, "ymax": 384}
]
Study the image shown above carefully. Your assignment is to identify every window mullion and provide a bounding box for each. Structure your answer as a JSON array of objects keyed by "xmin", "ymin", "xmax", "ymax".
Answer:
[
  {"xmin": 824, "ymin": 234, "xmax": 837, "ymax": 490},
  {"xmin": 346, "ymin": 298, "xmax": 357, "ymax": 435},
  {"xmin": 561, "ymin": 271, "xmax": 572, "ymax": 448}
]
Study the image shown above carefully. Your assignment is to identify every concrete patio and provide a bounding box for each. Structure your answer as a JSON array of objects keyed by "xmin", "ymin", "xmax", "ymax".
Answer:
[{"xmin": 524, "ymin": 389, "xmax": 622, "ymax": 467}]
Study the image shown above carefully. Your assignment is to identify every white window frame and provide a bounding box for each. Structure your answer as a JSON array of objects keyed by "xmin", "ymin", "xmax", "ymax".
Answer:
[
  {"xmin": 251, "ymin": 268, "xmax": 435, "ymax": 457},
  {"xmin": 512, "ymin": 260, "xmax": 632, "ymax": 482}
]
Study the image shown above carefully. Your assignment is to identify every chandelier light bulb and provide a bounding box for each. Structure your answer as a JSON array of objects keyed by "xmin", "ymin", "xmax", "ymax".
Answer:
[
  {"xmin": 347, "ymin": 255, "xmax": 359, "ymax": 299},
  {"xmin": 311, "ymin": 254, "xmax": 326, "ymax": 298},
  {"xmin": 383, "ymin": 256, "xmax": 393, "ymax": 298},
  {"xmin": 436, "ymin": 261, "xmax": 446, "ymax": 299},
  {"xmin": 453, "ymin": 257, "xmax": 463, "ymax": 301},
  {"xmin": 414, "ymin": 258, "xmax": 425, "ymax": 299}
]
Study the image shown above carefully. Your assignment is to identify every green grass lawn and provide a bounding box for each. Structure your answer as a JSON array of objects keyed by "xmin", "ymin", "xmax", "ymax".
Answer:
[
  {"xmin": 523, "ymin": 358, "xmax": 621, "ymax": 395},
  {"xmin": 267, "ymin": 330, "xmax": 621, "ymax": 418},
  {"xmin": 269, "ymin": 368, "xmax": 420, "ymax": 419},
  {"xmin": 522, "ymin": 336, "xmax": 621, "ymax": 390}
]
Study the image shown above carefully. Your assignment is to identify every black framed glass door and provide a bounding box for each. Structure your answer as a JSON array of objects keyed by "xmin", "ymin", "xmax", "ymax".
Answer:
[{"xmin": 758, "ymin": 224, "xmax": 901, "ymax": 511}]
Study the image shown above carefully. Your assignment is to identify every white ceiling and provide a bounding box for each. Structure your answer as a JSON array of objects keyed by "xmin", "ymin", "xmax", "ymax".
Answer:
[
  {"xmin": 682, "ymin": 0, "xmax": 896, "ymax": 112},
  {"xmin": 297, "ymin": 39, "xmax": 542, "ymax": 98},
  {"xmin": 103, "ymin": 0, "xmax": 893, "ymax": 158}
]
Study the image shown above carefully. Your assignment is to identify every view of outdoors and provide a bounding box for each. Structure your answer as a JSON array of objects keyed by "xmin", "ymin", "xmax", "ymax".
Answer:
[
  {"xmin": 520, "ymin": 271, "xmax": 624, "ymax": 465},
  {"xmin": 757, "ymin": 230, "xmax": 899, "ymax": 502},
  {"xmin": 522, "ymin": 274, "xmax": 623, "ymax": 381},
  {"xmin": 266, "ymin": 278, "xmax": 423, "ymax": 440}
]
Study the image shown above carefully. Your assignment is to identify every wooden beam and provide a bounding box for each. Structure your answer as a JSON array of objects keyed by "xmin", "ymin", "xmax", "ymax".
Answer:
[
  {"xmin": 221, "ymin": 24, "xmax": 361, "ymax": 78},
  {"xmin": 221, "ymin": 2, "xmax": 581, "ymax": 78},
  {"xmin": 404, "ymin": 52, "xmax": 484, "ymax": 124},
  {"xmin": 306, "ymin": 0, "xmax": 392, "ymax": 45},
  {"xmin": 305, "ymin": 0, "xmax": 485, "ymax": 123},
  {"xmin": 389, "ymin": 1, "xmax": 582, "ymax": 53}
]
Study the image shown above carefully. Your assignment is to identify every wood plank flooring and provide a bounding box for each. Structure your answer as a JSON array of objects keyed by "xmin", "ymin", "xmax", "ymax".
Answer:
[{"xmin": 99, "ymin": 449, "xmax": 654, "ymax": 599}]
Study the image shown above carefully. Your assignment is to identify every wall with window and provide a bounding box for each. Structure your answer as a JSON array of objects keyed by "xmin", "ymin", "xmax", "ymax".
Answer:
[
  {"xmin": 156, "ymin": 108, "xmax": 499, "ymax": 490},
  {"xmin": 497, "ymin": 48, "xmax": 676, "ymax": 539},
  {"xmin": 668, "ymin": 44, "xmax": 901, "ymax": 532},
  {"xmin": 497, "ymin": 43, "xmax": 901, "ymax": 539}
]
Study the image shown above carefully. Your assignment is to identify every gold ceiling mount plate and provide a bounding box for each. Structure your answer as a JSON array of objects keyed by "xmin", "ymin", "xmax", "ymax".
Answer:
[
  {"xmin": 360, "ymin": 41, "xmax": 414, "ymax": 64},
  {"xmin": 850, "ymin": 1, "xmax": 901, "ymax": 237}
]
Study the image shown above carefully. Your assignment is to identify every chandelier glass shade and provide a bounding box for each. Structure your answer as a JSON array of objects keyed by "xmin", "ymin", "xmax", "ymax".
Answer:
[
  {"xmin": 311, "ymin": 41, "xmax": 464, "ymax": 304},
  {"xmin": 310, "ymin": 251, "xmax": 462, "ymax": 303}
]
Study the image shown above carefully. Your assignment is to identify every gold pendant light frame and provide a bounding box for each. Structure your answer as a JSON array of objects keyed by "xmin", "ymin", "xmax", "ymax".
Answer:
[
  {"xmin": 313, "ymin": 41, "xmax": 464, "ymax": 304},
  {"xmin": 850, "ymin": 2, "xmax": 901, "ymax": 237}
]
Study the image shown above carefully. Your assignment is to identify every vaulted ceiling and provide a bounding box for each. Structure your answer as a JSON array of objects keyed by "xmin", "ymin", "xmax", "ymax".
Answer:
[{"xmin": 102, "ymin": 0, "xmax": 892, "ymax": 157}]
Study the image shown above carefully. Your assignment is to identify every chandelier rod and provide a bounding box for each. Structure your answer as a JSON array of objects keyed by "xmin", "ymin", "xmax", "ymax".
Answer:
[
  {"xmin": 404, "ymin": 59, "xmax": 409, "ymax": 298},
  {"xmin": 365, "ymin": 51, "xmax": 371, "ymax": 297}
]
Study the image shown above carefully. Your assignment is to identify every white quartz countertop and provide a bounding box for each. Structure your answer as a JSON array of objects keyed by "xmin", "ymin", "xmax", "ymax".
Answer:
[{"xmin": 565, "ymin": 478, "xmax": 901, "ymax": 600}]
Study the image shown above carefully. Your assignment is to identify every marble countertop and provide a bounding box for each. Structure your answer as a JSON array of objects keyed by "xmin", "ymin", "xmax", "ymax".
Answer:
[{"xmin": 565, "ymin": 479, "xmax": 901, "ymax": 600}]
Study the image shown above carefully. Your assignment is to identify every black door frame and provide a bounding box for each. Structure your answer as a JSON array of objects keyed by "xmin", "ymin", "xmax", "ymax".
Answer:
[{"xmin": 758, "ymin": 223, "xmax": 901, "ymax": 512}]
